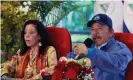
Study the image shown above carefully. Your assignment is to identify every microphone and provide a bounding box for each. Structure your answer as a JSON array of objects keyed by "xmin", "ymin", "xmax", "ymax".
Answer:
[
  {"xmin": 74, "ymin": 54, "xmax": 87, "ymax": 60},
  {"xmin": 74, "ymin": 38, "xmax": 93, "ymax": 60},
  {"xmin": 84, "ymin": 38, "xmax": 93, "ymax": 48}
]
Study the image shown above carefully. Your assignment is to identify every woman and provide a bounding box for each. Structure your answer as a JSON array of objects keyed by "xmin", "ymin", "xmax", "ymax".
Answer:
[{"xmin": 1, "ymin": 20, "xmax": 57, "ymax": 79}]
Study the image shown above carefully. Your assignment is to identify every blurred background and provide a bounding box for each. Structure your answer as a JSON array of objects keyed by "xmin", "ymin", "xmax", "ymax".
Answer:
[{"xmin": 1, "ymin": 1, "xmax": 133, "ymax": 63}]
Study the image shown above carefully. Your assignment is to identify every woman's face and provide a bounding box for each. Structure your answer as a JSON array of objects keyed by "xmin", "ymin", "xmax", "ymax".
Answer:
[{"xmin": 24, "ymin": 24, "xmax": 40, "ymax": 47}]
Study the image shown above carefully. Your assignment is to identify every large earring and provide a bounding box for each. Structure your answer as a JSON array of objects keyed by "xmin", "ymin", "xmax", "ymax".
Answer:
[{"xmin": 39, "ymin": 42, "xmax": 42, "ymax": 46}]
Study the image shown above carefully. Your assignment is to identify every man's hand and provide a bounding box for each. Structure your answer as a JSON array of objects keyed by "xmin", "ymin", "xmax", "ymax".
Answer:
[
  {"xmin": 59, "ymin": 57, "xmax": 67, "ymax": 62},
  {"xmin": 73, "ymin": 43, "xmax": 88, "ymax": 55}
]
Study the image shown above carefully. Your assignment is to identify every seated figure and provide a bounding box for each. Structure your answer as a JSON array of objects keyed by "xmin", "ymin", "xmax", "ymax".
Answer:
[{"xmin": 1, "ymin": 20, "xmax": 57, "ymax": 80}]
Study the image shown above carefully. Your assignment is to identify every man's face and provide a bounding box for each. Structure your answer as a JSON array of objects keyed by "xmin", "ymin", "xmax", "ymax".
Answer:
[{"xmin": 90, "ymin": 22, "xmax": 113, "ymax": 46}]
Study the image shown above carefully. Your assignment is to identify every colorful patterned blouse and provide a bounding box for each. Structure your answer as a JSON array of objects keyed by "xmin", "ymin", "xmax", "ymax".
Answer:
[{"xmin": 1, "ymin": 46, "xmax": 57, "ymax": 79}]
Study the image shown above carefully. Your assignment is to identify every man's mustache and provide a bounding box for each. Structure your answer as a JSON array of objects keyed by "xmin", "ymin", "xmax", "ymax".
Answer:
[{"xmin": 92, "ymin": 36, "xmax": 101, "ymax": 40}]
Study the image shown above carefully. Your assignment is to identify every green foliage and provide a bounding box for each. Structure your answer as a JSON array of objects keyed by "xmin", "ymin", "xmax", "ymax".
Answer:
[
  {"xmin": 28, "ymin": 1, "xmax": 69, "ymax": 26},
  {"xmin": 28, "ymin": 1, "xmax": 93, "ymax": 26},
  {"xmin": 1, "ymin": 1, "xmax": 38, "ymax": 62}
]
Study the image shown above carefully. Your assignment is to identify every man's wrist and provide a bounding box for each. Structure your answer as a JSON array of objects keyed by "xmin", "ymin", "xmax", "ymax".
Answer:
[{"xmin": 87, "ymin": 48, "xmax": 95, "ymax": 59}]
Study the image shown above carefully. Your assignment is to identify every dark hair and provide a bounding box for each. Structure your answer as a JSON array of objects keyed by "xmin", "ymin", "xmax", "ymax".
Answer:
[
  {"xmin": 20, "ymin": 20, "xmax": 51, "ymax": 56},
  {"xmin": 107, "ymin": 27, "xmax": 113, "ymax": 32}
]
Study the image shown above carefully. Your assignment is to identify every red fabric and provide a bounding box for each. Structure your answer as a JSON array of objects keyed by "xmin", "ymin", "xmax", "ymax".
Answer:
[
  {"xmin": 51, "ymin": 61, "xmax": 82, "ymax": 80},
  {"xmin": 46, "ymin": 27, "xmax": 71, "ymax": 60},
  {"xmin": 114, "ymin": 33, "xmax": 133, "ymax": 80},
  {"xmin": 16, "ymin": 48, "xmax": 45, "ymax": 78},
  {"xmin": 51, "ymin": 61, "xmax": 95, "ymax": 80},
  {"xmin": 16, "ymin": 50, "xmax": 30, "ymax": 78}
]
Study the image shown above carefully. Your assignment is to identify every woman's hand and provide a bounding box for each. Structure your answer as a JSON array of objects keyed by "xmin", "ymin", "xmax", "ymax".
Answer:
[{"xmin": 1, "ymin": 74, "xmax": 8, "ymax": 80}]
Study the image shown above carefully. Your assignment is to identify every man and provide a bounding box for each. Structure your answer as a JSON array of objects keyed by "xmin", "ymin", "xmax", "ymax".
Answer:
[{"xmin": 74, "ymin": 14, "xmax": 132, "ymax": 80}]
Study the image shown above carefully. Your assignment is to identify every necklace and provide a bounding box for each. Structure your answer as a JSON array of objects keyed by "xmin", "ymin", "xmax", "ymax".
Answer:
[{"xmin": 29, "ymin": 49, "xmax": 37, "ymax": 66}]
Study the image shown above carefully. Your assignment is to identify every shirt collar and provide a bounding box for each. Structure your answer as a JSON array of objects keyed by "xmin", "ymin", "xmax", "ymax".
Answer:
[
  {"xmin": 94, "ymin": 37, "xmax": 116, "ymax": 50},
  {"xmin": 95, "ymin": 42, "xmax": 107, "ymax": 49}
]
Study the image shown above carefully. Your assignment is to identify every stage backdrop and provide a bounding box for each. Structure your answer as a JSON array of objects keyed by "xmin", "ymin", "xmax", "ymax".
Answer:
[{"xmin": 94, "ymin": 0, "xmax": 133, "ymax": 33}]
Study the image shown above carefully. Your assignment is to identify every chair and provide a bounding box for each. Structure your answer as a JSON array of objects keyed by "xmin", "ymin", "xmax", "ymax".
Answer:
[
  {"xmin": 114, "ymin": 33, "xmax": 133, "ymax": 80},
  {"xmin": 46, "ymin": 27, "xmax": 72, "ymax": 60}
]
